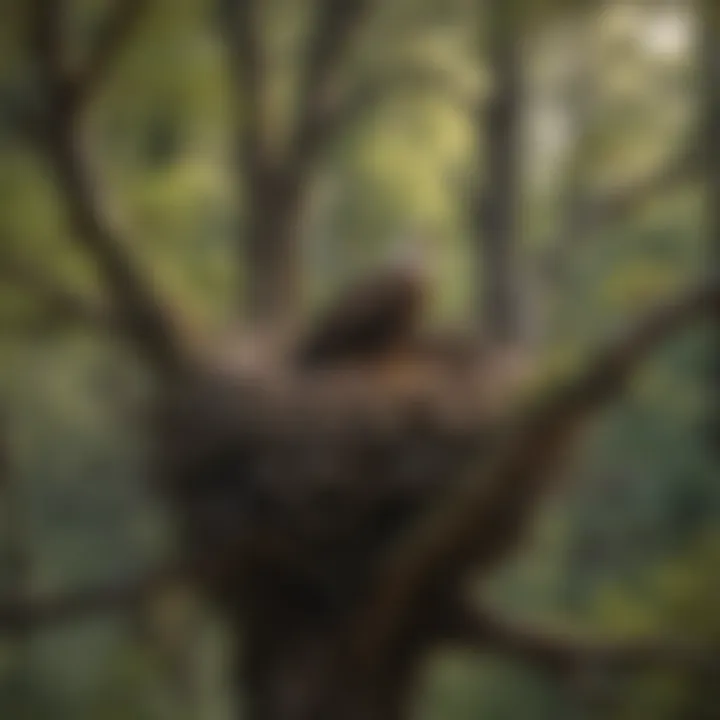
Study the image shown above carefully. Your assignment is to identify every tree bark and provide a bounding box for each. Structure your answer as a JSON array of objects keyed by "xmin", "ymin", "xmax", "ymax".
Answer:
[
  {"xmin": 476, "ymin": 0, "xmax": 525, "ymax": 345},
  {"xmin": 27, "ymin": 0, "xmax": 190, "ymax": 378},
  {"xmin": 6, "ymin": 6, "xmax": 718, "ymax": 720},
  {"xmin": 701, "ymin": 1, "xmax": 720, "ymax": 455},
  {"xmin": 233, "ymin": 576, "xmax": 420, "ymax": 720},
  {"xmin": 222, "ymin": 0, "xmax": 375, "ymax": 329},
  {"xmin": 244, "ymin": 166, "xmax": 306, "ymax": 330}
]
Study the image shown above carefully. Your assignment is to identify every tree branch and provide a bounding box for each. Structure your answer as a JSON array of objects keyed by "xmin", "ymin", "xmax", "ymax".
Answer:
[
  {"xmin": 73, "ymin": 0, "xmax": 149, "ymax": 108},
  {"xmin": 292, "ymin": 0, "xmax": 375, "ymax": 167},
  {"xmin": 302, "ymin": 0, "xmax": 374, "ymax": 105},
  {"xmin": 0, "ymin": 247, "xmax": 116, "ymax": 331},
  {"xmin": 356, "ymin": 278, "xmax": 720, "ymax": 666},
  {"xmin": 0, "ymin": 567, "xmax": 181, "ymax": 637},
  {"xmin": 27, "ymin": 0, "xmax": 189, "ymax": 376},
  {"xmin": 220, "ymin": 0, "xmax": 267, "ymax": 174},
  {"xmin": 444, "ymin": 603, "xmax": 709, "ymax": 677},
  {"xmin": 587, "ymin": 144, "xmax": 700, "ymax": 228}
]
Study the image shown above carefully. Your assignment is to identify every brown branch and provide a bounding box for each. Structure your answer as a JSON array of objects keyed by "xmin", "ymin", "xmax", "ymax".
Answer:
[
  {"xmin": 0, "ymin": 248, "xmax": 116, "ymax": 331},
  {"xmin": 220, "ymin": 0, "xmax": 267, "ymax": 173},
  {"xmin": 27, "ymin": 0, "xmax": 189, "ymax": 376},
  {"xmin": 302, "ymin": 0, "xmax": 374, "ymax": 105},
  {"xmin": 356, "ymin": 278, "xmax": 720, "ymax": 666},
  {"xmin": 293, "ymin": 0, "xmax": 375, "ymax": 167},
  {"xmin": 444, "ymin": 603, "xmax": 709, "ymax": 677},
  {"xmin": 30, "ymin": 0, "xmax": 149, "ymax": 105},
  {"xmin": 29, "ymin": 0, "xmax": 65, "ymax": 90},
  {"xmin": 44, "ymin": 128, "xmax": 188, "ymax": 369},
  {"xmin": 0, "ymin": 566, "xmax": 181, "ymax": 637},
  {"xmin": 0, "ymin": 314, "xmax": 95, "ymax": 338},
  {"xmin": 73, "ymin": 0, "xmax": 149, "ymax": 108}
]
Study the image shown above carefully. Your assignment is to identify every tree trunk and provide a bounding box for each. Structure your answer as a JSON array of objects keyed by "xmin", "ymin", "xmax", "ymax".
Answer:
[
  {"xmin": 231, "ymin": 577, "xmax": 421, "ymax": 720},
  {"xmin": 244, "ymin": 165, "xmax": 306, "ymax": 331},
  {"xmin": 476, "ymin": 0, "xmax": 525, "ymax": 345},
  {"xmin": 701, "ymin": 1, "xmax": 720, "ymax": 455}
]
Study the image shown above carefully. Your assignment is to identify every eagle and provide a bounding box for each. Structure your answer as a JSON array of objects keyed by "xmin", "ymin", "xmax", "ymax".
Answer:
[{"xmin": 294, "ymin": 236, "xmax": 433, "ymax": 371}]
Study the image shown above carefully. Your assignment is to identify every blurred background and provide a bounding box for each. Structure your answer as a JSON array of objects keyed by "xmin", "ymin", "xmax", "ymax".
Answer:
[{"xmin": 0, "ymin": 0, "xmax": 718, "ymax": 718}]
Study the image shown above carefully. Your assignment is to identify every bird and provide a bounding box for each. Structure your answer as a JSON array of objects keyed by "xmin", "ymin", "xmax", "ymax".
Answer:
[{"xmin": 294, "ymin": 233, "xmax": 434, "ymax": 371}]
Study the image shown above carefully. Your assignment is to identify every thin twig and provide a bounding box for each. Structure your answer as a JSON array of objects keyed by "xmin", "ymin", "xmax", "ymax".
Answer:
[{"xmin": 0, "ymin": 565, "xmax": 183, "ymax": 636}]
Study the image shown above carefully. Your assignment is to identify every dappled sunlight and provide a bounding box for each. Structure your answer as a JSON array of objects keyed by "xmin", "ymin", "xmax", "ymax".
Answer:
[{"xmin": 0, "ymin": 1, "xmax": 717, "ymax": 719}]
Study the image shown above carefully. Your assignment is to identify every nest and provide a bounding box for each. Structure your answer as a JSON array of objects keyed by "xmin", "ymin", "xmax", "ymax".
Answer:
[{"xmin": 152, "ymin": 335, "xmax": 530, "ymax": 601}]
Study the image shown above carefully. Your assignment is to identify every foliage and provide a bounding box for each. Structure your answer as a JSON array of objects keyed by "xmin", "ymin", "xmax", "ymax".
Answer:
[{"xmin": 0, "ymin": 0, "xmax": 714, "ymax": 718}]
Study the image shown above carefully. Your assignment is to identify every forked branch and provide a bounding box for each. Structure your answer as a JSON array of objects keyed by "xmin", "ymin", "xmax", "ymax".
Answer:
[
  {"xmin": 302, "ymin": 0, "xmax": 375, "ymax": 108},
  {"xmin": 357, "ymin": 278, "xmax": 720, "ymax": 665},
  {"xmin": 73, "ymin": 0, "xmax": 150, "ymax": 108},
  {"xmin": 293, "ymin": 0, "xmax": 375, "ymax": 168},
  {"xmin": 27, "ymin": 0, "xmax": 189, "ymax": 376}
]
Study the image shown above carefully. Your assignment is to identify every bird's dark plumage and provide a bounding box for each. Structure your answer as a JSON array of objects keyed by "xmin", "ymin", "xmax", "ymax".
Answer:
[{"xmin": 295, "ymin": 268, "xmax": 427, "ymax": 370}]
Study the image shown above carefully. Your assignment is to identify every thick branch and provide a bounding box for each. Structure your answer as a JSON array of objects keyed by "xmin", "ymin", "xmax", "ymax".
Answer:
[
  {"xmin": 357, "ymin": 278, "xmax": 720, "ymax": 665},
  {"xmin": 445, "ymin": 603, "xmax": 708, "ymax": 677},
  {"xmin": 29, "ymin": 0, "xmax": 65, "ymax": 88},
  {"xmin": 220, "ymin": 0, "xmax": 266, "ymax": 173},
  {"xmin": 0, "ymin": 567, "xmax": 180, "ymax": 637},
  {"xmin": 45, "ymin": 127, "xmax": 189, "ymax": 368},
  {"xmin": 28, "ymin": 0, "xmax": 189, "ymax": 376}
]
